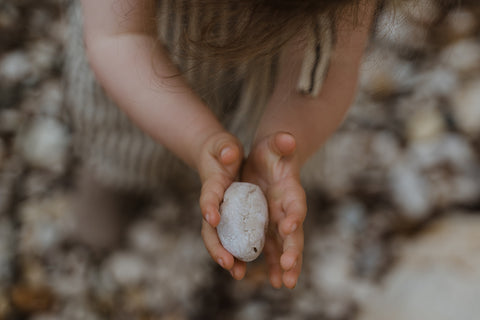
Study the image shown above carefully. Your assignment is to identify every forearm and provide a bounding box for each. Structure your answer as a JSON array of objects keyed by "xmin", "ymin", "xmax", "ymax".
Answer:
[
  {"xmin": 255, "ymin": 1, "xmax": 375, "ymax": 166},
  {"xmin": 255, "ymin": 49, "xmax": 361, "ymax": 167},
  {"xmin": 80, "ymin": 0, "xmax": 225, "ymax": 169},
  {"xmin": 85, "ymin": 35, "xmax": 224, "ymax": 168}
]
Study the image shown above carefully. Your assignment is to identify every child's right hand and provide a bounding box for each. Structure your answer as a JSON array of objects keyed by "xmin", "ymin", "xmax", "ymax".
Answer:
[{"xmin": 196, "ymin": 131, "xmax": 247, "ymax": 280}]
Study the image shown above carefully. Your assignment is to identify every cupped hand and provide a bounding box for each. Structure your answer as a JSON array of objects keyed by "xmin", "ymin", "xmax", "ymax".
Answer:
[
  {"xmin": 196, "ymin": 131, "xmax": 247, "ymax": 279},
  {"xmin": 242, "ymin": 132, "xmax": 307, "ymax": 289}
]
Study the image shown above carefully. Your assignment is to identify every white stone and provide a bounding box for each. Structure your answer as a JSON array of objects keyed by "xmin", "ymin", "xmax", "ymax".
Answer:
[
  {"xmin": 389, "ymin": 160, "xmax": 432, "ymax": 220},
  {"xmin": 0, "ymin": 51, "xmax": 32, "ymax": 83},
  {"xmin": 106, "ymin": 252, "xmax": 148, "ymax": 287},
  {"xmin": 217, "ymin": 182, "xmax": 268, "ymax": 262},
  {"xmin": 451, "ymin": 79, "xmax": 480, "ymax": 136},
  {"xmin": 358, "ymin": 214, "xmax": 480, "ymax": 320},
  {"xmin": 413, "ymin": 66, "xmax": 458, "ymax": 98},
  {"xmin": 441, "ymin": 39, "xmax": 480, "ymax": 74},
  {"xmin": 406, "ymin": 103, "xmax": 445, "ymax": 142},
  {"xmin": 127, "ymin": 220, "xmax": 166, "ymax": 255},
  {"xmin": 17, "ymin": 117, "xmax": 70, "ymax": 173},
  {"xmin": 375, "ymin": 7, "xmax": 428, "ymax": 51}
]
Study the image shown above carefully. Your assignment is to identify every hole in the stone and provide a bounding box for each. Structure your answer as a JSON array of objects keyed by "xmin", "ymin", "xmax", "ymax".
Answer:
[{"xmin": 253, "ymin": 247, "xmax": 257, "ymax": 253}]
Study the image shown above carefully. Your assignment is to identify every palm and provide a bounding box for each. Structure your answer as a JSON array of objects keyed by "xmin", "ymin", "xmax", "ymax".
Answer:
[{"xmin": 242, "ymin": 133, "xmax": 306, "ymax": 288}]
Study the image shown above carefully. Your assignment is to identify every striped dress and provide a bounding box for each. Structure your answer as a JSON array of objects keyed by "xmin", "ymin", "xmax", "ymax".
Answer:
[{"xmin": 64, "ymin": 1, "xmax": 333, "ymax": 191}]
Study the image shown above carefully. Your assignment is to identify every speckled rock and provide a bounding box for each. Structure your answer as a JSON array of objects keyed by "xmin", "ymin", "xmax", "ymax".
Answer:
[{"xmin": 218, "ymin": 182, "xmax": 268, "ymax": 262}]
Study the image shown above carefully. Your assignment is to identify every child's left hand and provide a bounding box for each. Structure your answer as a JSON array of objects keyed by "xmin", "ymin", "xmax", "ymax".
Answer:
[{"xmin": 242, "ymin": 132, "xmax": 307, "ymax": 289}]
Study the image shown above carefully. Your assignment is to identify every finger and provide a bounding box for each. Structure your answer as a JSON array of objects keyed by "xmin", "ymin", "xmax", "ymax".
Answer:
[
  {"xmin": 230, "ymin": 259, "xmax": 247, "ymax": 280},
  {"xmin": 199, "ymin": 175, "xmax": 231, "ymax": 227},
  {"xmin": 220, "ymin": 144, "xmax": 241, "ymax": 166},
  {"xmin": 280, "ymin": 192, "xmax": 307, "ymax": 236},
  {"xmin": 283, "ymin": 255, "xmax": 303, "ymax": 289},
  {"xmin": 280, "ymin": 227, "xmax": 304, "ymax": 271},
  {"xmin": 264, "ymin": 236, "xmax": 283, "ymax": 289},
  {"xmin": 201, "ymin": 219, "xmax": 235, "ymax": 270},
  {"xmin": 271, "ymin": 132, "xmax": 296, "ymax": 157},
  {"xmin": 212, "ymin": 136, "xmax": 243, "ymax": 170}
]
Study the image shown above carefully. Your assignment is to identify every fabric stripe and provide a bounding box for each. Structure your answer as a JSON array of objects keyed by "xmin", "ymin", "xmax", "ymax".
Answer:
[{"xmin": 297, "ymin": 14, "xmax": 333, "ymax": 96}]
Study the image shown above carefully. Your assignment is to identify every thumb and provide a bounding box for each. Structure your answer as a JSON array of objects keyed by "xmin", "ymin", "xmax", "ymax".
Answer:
[{"xmin": 268, "ymin": 132, "xmax": 296, "ymax": 158}]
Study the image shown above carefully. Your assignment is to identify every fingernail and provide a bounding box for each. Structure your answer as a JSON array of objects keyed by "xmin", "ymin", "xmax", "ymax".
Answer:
[
  {"xmin": 229, "ymin": 269, "xmax": 235, "ymax": 278},
  {"xmin": 290, "ymin": 223, "xmax": 298, "ymax": 233},
  {"xmin": 217, "ymin": 258, "xmax": 224, "ymax": 268},
  {"xmin": 206, "ymin": 213, "xmax": 213, "ymax": 225},
  {"xmin": 220, "ymin": 147, "xmax": 229, "ymax": 157}
]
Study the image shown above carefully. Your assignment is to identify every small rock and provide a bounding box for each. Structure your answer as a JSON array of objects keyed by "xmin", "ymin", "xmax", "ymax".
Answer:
[
  {"xmin": 105, "ymin": 252, "xmax": 149, "ymax": 287},
  {"xmin": 405, "ymin": 102, "xmax": 446, "ymax": 142},
  {"xmin": 217, "ymin": 182, "xmax": 268, "ymax": 262},
  {"xmin": 388, "ymin": 160, "xmax": 432, "ymax": 221},
  {"xmin": 451, "ymin": 79, "xmax": 480, "ymax": 136},
  {"xmin": 16, "ymin": 116, "xmax": 70, "ymax": 173},
  {"xmin": 234, "ymin": 302, "xmax": 269, "ymax": 320},
  {"xmin": 127, "ymin": 219, "xmax": 166, "ymax": 255},
  {"xmin": 375, "ymin": 6, "xmax": 429, "ymax": 52},
  {"xmin": 413, "ymin": 66, "xmax": 459, "ymax": 98},
  {"xmin": 441, "ymin": 39, "xmax": 480, "ymax": 75},
  {"xmin": 0, "ymin": 51, "xmax": 33, "ymax": 83}
]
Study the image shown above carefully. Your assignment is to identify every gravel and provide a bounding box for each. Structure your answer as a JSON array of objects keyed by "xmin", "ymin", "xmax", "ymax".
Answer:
[{"xmin": 2, "ymin": 1, "xmax": 480, "ymax": 319}]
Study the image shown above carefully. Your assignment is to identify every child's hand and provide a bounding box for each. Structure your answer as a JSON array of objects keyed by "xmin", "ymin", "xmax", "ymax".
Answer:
[
  {"xmin": 196, "ymin": 131, "xmax": 247, "ymax": 279},
  {"xmin": 242, "ymin": 132, "xmax": 307, "ymax": 289}
]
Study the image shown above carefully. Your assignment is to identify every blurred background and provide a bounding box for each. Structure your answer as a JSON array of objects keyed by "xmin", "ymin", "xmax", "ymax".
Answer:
[{"xmin": 1, "ymin": 0, "xmax": 480, "ymax": 319}]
